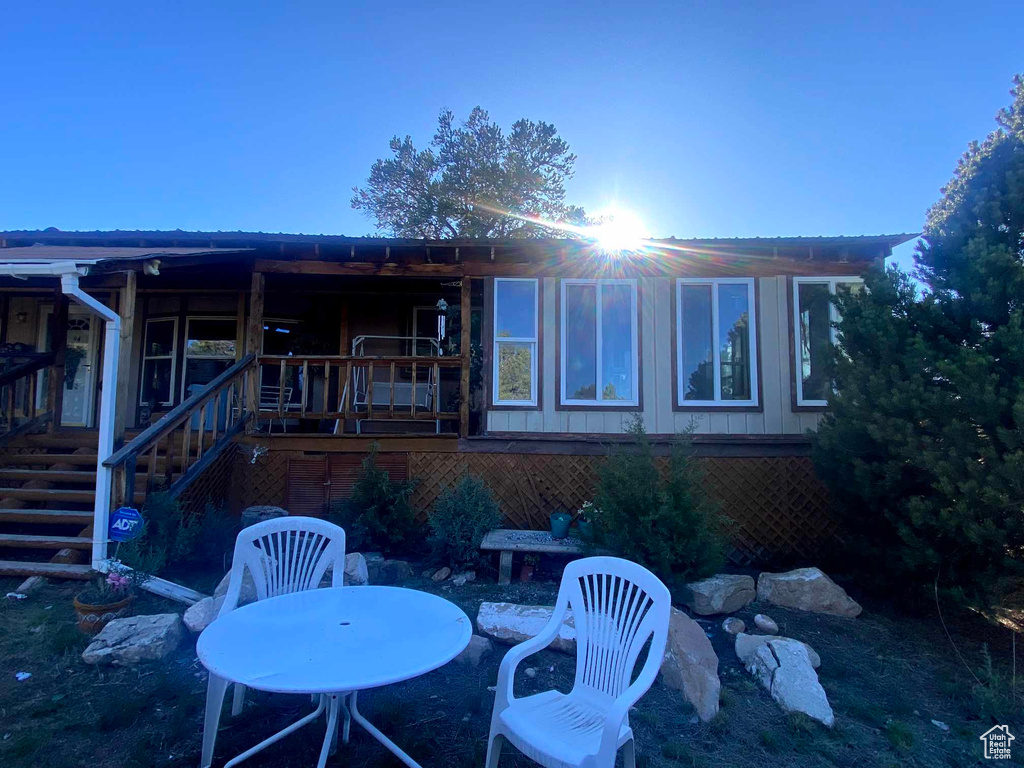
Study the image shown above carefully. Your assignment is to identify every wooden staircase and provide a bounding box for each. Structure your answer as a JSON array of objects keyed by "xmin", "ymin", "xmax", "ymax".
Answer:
[{"xmin": 0, "ymin": 431, "xmax": 151, "ymax": 580}]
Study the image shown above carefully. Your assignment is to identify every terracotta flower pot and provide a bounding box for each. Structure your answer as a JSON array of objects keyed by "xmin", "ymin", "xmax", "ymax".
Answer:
[
  {"xmin": 73, "ymin": 593, "xmax": 134, "ymax": 635},
  {"xmin": 519, "ymin": 564, "xmax": 535, "ymax": 583}
]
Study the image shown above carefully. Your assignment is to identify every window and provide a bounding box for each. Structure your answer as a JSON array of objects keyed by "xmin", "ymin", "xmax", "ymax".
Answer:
[
  {"xmin": 493, "ymin": 278, "xmax": 538, "ymax": 405},
  {"xmin": 140, "ymin": 318, "xmax": 178, "ymax": 406},
  {"xmin": 560, "ymin": 279, "xmax": 638, "ymax": 406},
  {"xmin": 181, "ymin": 317, "xmax": 237, "ymax": 399},
  {"xmin": 793, "ymin": 276, "xmax": 862, "ymax": 406},
  {"xmin": 676, "ymin": 278, "xmax": 758, "ymax": 407}
]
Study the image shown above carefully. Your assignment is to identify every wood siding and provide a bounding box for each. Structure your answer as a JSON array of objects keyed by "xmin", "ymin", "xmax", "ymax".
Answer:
[{"xmin": 486, "ymin": 275, "xmax": 824, "ymax": 436}]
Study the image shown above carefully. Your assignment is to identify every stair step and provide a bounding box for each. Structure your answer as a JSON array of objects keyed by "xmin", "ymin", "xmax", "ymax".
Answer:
[
  {"xmin": 0, "ymin": 533, "xmax": 92, "ymax": 550},
  {"xmin": 0, "ymin": 560, "xmax": 92, "ymax": 579},
  {"xmin": 0, "ymin": 469, "xmax": 96, "ymax": 483},
  {"xmin": 0, "ymin": 508, "xmax": 93, "ymax": 524},
  {"xmin": 0, "ymin": 453, "xmax": 100, "ymax": 466},
  {"xmin": 19, "ymin": 433, "xmax": 101, "ymax": 449},
  {"xmin": 0, "ymin": 487, "xmax": 95, "ymax": 502}
]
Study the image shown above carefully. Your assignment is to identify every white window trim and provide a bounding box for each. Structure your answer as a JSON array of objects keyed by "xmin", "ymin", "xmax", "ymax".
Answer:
[
  {"xmin": 675, "ymin": 278, "xmax": 759, "ymax": 407},
  {"xmin": 792, "ymin": 276, "xmax": 863, "ymax": 407},
  {"xmin": 180, "ymin": 316, "xmax": 238, "ymax": 401},
  {"xmin": 139, "ymin": 317, "xmax": 178, "ymax": 407},
  {"xmin": 492, "ymin": 278, "xmax": 539, "ymax": 406},
  {"xmin": 559, "ymin": 278, "xmax": 639, "ymax": 407}
]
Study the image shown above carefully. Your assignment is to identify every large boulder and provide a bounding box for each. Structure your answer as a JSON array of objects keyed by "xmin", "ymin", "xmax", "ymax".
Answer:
[
  {"xmin": 681, "ymin": 574, "xmax": 755, "ymax": 615},
  {"xmin": 757, "ymin": 568, "xmax": 862, "ymax": 618},
  {"xmin": 659, "ymin": 607, "xmax": 721, "ymax": 722},
  {"xmin": 240, "ymin": 505, "xmax": 288, "ymax": 528},
  {"xmin": 344, "ymin": 553, "xmax": 369, "ymax": 586},
  {"xmin": 214, "ymin": 569, "xmax": 258, "ymax": 606},
  {"xmin": 183, "ymin": 595, "xmax": 226, "ymax": 634},
  {"xmin": 82, "ymin": 614, "xmax": 184, "ymax": 666},
  {"xmin": 476, "ymin": 602, "xmax": 576, "ymax": 653},
  {"xmin": 367, "ymin": 558, "xmax": 414, "ymax": 585},
  {"xmin": 735, "ymin": 632, "xmax": 820, "ymax": 669},
  {"xmin": 745, "ymin": 637, "xmax": 834, "ymax": 726},
  {"xmin": 454, "ymin": 635, "xmax": 494, "ymax": 667}
]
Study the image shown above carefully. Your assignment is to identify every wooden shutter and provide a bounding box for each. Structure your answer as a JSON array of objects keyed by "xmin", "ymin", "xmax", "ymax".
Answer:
[
  {"xmin": 285, "ymin": 457, "xmax": 328, "ymax": 517},
  {"xmin": 327, "ymin": 453, "xmax": 409, "ymax": 505}
]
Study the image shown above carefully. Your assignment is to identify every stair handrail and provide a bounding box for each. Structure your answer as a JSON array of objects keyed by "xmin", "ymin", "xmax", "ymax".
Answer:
[
  {"xmin": 0, "ymin": 351, "xmax": 57, "ymax": 442},
  {"xmin": 103, "ymin": 353, "xmax": 257, "ymax": 508}
]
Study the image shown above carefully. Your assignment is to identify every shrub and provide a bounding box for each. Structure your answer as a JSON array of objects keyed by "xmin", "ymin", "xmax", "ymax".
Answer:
[
  {"xmin": 427, "ymin": 474, "xmax": 501, "ymax": 569},
  {"xmin": 330, "ymin": 443, "xmax": 419, "ymax": 554},
  {"xmin": 593, "ymin": 416, "xmax": 726, "ymax": 595}
]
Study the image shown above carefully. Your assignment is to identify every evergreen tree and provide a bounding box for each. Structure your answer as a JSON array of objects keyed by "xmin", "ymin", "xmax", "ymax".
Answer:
[{"xmin": 813, "ymin": 76, "xmax": 1024, "ymax": 601}]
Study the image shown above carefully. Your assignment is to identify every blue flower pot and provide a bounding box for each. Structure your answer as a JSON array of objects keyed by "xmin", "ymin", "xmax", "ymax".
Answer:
[{"xmin": 549, "ymin": 511, "xmax": 572, "ymax": 539}]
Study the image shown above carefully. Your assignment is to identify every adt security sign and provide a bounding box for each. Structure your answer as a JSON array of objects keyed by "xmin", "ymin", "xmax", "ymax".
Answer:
[{"xmin": 109, "ymin": 507, "xmax": 144, "ymax": 542}]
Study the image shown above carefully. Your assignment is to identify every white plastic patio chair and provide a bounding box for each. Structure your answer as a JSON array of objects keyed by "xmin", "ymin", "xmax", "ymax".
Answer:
[
  {"xmin": 215, "ymin": 517, "xmax": 347, "ymax": 717},
  {"xmin": 486, "ymin": 556, "xmax": 671, "ymax": 768}
]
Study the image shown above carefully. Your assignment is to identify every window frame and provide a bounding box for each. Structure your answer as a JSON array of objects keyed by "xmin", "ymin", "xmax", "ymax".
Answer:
[
  {"xmin": 675, "ymin": 277, "xmax": 759, "ymax": 408},
  {"xmin": 559, "ymin": 278, "xmax": 640, "ymax": 408},
  {"xmin": 179, "ymin": 315, "xmax": 239, "ymax": 401},
  {"xmin": 492, "ymin": 278, "xmax": 539, "ymax": 407},
  {"xmin": 138, "ymin": 317, "xmax": 178, "ymax": 407},
  {"xmin": 792, "ymin": 275, "xmax": 863, "ymax": 407}
]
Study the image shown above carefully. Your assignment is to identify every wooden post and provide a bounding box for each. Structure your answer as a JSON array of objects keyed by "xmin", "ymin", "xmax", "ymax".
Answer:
[
  {"xmin": 113, "ymin": 271, "xmax": 137, "ymax": 445},
  {"xmin": 46, "ymin": 291, "xmax": 69, "ymax": 432},
  {"xmin": 459, "ymin": 278, "xmax": 472, "ymax": 437},
  {"xmin": 244, "ymin": 272, "xmax": 264, "ymax": 434}
]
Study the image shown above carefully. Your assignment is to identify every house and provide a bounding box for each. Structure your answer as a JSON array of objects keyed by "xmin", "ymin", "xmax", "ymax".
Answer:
[{"xmin": 0, "ymin": 229, "xmax": 915, "ymax": 581}]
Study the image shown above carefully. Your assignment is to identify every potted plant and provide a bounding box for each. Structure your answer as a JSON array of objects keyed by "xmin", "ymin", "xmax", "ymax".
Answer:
[
  {"xmin": 549, "ymin": 510, "xmax": 572, "ymax": 539},
  {"xmin": 520, "ymin": 553, "xmax": 539, "ymax": 582},
  {"xmin": 73, "ymin": 564, "xmax": 149, "ymax": 635},
  {"xmin": 573, "ymin": 501, "xmax": 599, "ymax": 541}
]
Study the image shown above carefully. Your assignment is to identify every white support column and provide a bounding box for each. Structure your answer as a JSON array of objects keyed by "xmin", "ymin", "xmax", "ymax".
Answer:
[{"xmin": 59, "ymin": 274, "xmax": 121, "ymax": 570}]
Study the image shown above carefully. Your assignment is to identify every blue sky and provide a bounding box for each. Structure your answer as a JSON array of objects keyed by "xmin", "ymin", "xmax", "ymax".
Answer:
[{"xmin": 1, "ymin": 2, "xmax": 1020, "ymax": 272}]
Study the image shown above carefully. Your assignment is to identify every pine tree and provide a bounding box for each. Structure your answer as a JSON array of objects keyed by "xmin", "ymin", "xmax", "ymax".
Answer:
[{"xmin": 813, "ymin": 76, "xmax": 1024, "ymax": 602}]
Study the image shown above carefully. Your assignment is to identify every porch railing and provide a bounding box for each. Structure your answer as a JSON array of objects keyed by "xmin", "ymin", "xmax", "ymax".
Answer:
[
  {"xmin": 0, "ymin": 352, "xmax": 55, "ymax": 445},
  {"xmin": 103, "ymin": 354, "xmax": 258, "ymax": 509},
  {"xmin": 255, "ymin": 354, "xmax": 465, "ymax": 432}
]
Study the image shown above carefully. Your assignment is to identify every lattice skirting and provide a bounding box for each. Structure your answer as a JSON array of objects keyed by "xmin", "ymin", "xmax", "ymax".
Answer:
[
  {"xmin": 408, "ymin": 452, "xmax": 838, "ymax": 566},
  {"xmin": 231, "ymin": 446, "xmax": 837, "ymax": 566},
  {"xmin": 178, "ymin": 443, "xmax": 240, "ymax": 516}
]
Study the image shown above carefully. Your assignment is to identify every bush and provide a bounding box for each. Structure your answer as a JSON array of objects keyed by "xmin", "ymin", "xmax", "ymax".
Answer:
[
  {"xmin": 427, "ymin": 474, "xmax": 501, "ymax": 569},
  {"xmin": 593, "ymin": 417, "xmax": 727, "ymax": 595},
  {"xmin": 117, "ymin": 494, "xmax": 238, "ymax": 577},
  {"xmin": 330, "ymin": 443, "xmax": 419, "ymax": 554}
]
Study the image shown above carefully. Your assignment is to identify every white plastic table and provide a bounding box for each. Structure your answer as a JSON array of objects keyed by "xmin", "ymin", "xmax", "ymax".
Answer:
[{"xmin": 197, "ymin": 586, "xmax": 471, "ymax": 768}]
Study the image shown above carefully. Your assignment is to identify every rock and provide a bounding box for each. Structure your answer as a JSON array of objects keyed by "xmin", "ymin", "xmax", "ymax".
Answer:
[
  {"xmin": 524, "ymin": 667, "xmax": 537, "ymax": 678},
  {"xmin": 454, "ymin": 635, "xmax": 493, "ymax": 667},
  {"xmin": 344, "ymin": 553, "xmax": 369, "ymax": 586},
  {"xmin": 722, "ymin": 617, "xmax": 745, "ymax": 635},
  {"xmin": 757, "ymin": 568, "xmax": 862, "ymax": 618},
  {"xmin": 659, "ymin": 607, "xmax": 721, "ymax": 723},
  {"xmin": 735, "ymin": 633, "xmax": 820, "ymax": 669},
  {"xmin": 681, "ymin": 574, "xmax": 755, "ymax": 615},
  {"xmin": 240, "ymin": 505, "xmax": 288, "ymax": 528},
  {"xmin": 214, "ymin": 569, "xmax": 258, "ymax": 606},
  {"xmin": 432, "ymin": 567, "xmax": 452, "ymax": 582},
  {"xmin": 476, "ymin": 602, "xmax": 576, "ymax": 653},
  {"xmin": 82, "ymin": 614, "xmax": 184, "ymax": 666},
  {"xmin": 745, "ymin": 637, "xmax": 834, "ymax": 726},
  {"xmin": 452, "ymin": 570, "xmax": 476, "ymax": 586},
  {"xmin": 363, "ymin": 552, "xmax": 384, "ymax": 563},
  {"xmin": 367, "ymin": 559, "xmax": 414, "ymax": 585},
  {"xmin": 183, "ymin": 596, "xmax": 225, "ymax": 633},
  {"xmin": 754, "ymin": 614, "xmax": 778, "ymax": 634}
]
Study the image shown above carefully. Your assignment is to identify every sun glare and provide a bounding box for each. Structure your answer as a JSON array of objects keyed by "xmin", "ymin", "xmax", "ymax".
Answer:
[{"xmin": 588, "ymin": 207, "xmax": 650, "ymax": 252}]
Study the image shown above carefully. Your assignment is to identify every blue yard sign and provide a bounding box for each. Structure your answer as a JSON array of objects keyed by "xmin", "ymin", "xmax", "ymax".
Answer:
[{"xmin": 109, "ymin": 507, "xmax": 144, "ymax": 542}]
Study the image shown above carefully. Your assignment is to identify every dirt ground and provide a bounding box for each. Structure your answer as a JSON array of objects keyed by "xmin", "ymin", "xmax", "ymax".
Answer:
[{"xmin": 1, "ymin": 565, "xmax": 1021, "ymax": 768}]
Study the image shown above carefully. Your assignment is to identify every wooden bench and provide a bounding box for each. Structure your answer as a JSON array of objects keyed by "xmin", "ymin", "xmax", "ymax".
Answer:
[{"xmin": 481, "ymin": 529, "xmax": 586, "ymax": 585}]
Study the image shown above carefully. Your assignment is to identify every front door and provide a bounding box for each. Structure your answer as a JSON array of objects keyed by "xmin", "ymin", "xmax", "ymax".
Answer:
[{"xmin": 38, "ymin": 305, "xmax": 100, "ymax": 427}]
